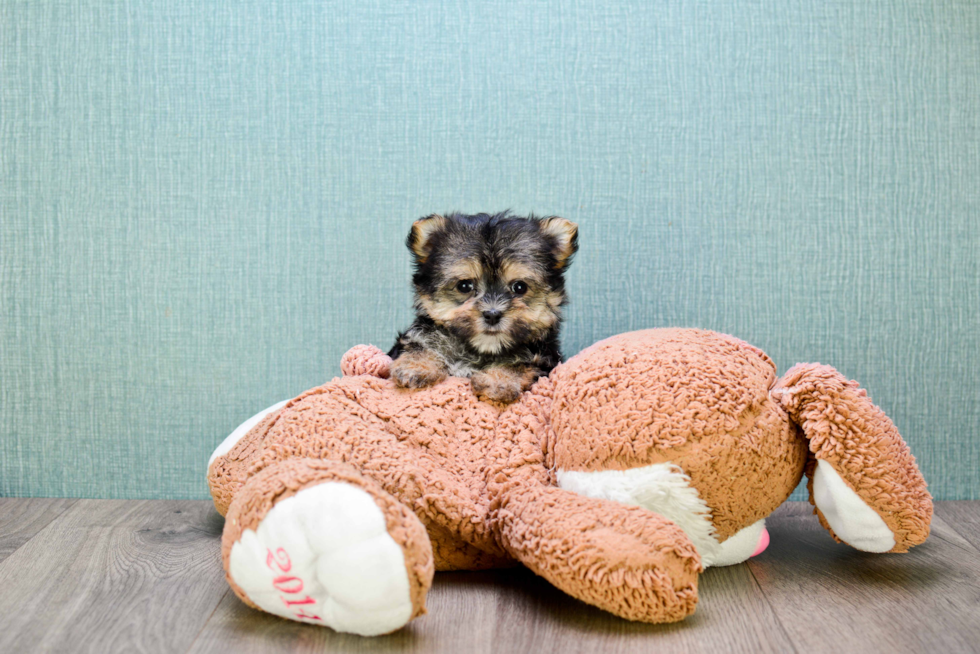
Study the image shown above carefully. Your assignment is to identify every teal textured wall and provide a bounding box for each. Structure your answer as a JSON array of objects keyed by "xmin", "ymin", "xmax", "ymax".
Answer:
[{"xmin": 2, "ymin": 0, "xmax": 978, "ymax": 500}]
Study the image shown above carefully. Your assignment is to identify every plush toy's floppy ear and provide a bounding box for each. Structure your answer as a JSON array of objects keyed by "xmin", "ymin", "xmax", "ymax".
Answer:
[
  {"xmin": 538, "ymin": 217, "xmax": 578, "ymax": 268},
  {"xmin": 771, "ymin": 363, "xmax": 932, "ymax": 553},
  {"xmin": 407, "ymin": 214, "xmax": 447, "ymax": 263}
]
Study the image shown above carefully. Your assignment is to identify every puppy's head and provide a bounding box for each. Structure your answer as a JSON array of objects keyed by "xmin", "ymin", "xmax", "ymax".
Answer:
[{"xmin": 407, "ymin": 212, "xmax": 577, "ymax": 354}]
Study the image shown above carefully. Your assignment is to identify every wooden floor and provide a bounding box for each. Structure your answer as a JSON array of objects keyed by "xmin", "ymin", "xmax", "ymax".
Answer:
[{"xmin": 0, "ymin": 500, "xmax": 978, "ymax": 654}]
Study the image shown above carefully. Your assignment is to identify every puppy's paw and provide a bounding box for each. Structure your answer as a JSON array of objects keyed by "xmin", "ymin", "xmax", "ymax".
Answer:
[
  {"xmin": 470, "ymin": 367, "xmax": 530, "ymax": 404},
  {"xmin": 390, "ymin": 352, "xmax": 448, "ymax": 389}
]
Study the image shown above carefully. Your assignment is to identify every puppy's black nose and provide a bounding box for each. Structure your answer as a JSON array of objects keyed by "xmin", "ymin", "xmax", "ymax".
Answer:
[{"xmin": 482, "ymin": 309, "xmax": 503, "ymax": 326}]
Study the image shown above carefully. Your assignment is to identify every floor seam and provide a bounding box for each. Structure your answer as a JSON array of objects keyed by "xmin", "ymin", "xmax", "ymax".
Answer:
[
  {"xmin": 182, "ymin": 588, "xmax": 231, "ymax": 654},
  {"xmin": 932, "ymin": 509, "xmax": 980, "ymax": 555},
  {"xmin": 0, "ymin": 498, "xmax": 81, "ymax": 567}
]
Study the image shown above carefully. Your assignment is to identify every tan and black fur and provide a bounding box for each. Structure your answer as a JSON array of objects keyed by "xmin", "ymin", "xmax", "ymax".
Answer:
[{"xmin": 388, "ymin": 212, "xmax": 578, "ymax": 403}]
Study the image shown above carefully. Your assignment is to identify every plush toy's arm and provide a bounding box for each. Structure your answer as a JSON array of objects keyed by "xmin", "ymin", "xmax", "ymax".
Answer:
[
  {"xmin": 772, "ymin": 363, "xmax": 932, "ymax": 553},
  {"xmin": 490, "ymin": 482, "xmax": 701, "ymax": 623}
]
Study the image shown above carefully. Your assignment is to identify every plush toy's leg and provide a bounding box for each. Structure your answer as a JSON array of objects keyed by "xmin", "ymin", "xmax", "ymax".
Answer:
[
  {"xmin": 222, "ymin": 458, "xmax": 434, "ymax": 636},
  {"xmin": 771, "ymin": 363, "xmax": 932, "ymax": 553},
  {"xmin": 492, "ymin": 484, "xmax": 702, "ymax": 623}
]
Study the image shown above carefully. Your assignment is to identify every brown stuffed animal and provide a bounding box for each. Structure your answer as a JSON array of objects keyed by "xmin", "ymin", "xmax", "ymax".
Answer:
[{"xmin": 207, "ymin": 328, "xmax": 932, "ymax": 636}]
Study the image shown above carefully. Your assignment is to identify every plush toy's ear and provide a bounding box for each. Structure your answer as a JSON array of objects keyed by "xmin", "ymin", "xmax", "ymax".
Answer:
[
  {"xmin": 771, "ymin": 364, "xmax": 932, "ymax": 553},
  {"xmin": 407, "ymin": 214, "xmax": 447, "ymax": 263},
  {"xmin": 538, "ymin": 217, "xmax": 578, "ymax": 268}
]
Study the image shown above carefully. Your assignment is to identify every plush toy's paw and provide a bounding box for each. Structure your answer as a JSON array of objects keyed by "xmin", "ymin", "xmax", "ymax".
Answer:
[
  {"xmin": 390, "ymin": 352, "xmax": 448, "ymax": 389},
  {"xmin": 340, "ymin": 345, "xmax": 391, "ymax": 378},
  {"xmin": 493, "ymin": 484, "xmax": 702, "ymax": 623},
  {"xmin": 470, "ymin": 366, "xmax": 534, "ymax": 404},
  {"xmin": 227, "ymin": 481, "xmax": 427, "ymax": 636}
]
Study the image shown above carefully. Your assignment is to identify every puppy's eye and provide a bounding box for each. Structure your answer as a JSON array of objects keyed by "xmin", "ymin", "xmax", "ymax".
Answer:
[
  {"xmin": 456, "ymin": 279, "xmax": 475, "ymax": 294},
  {"xmin": 511, "ymin": 281, "xmax": 528, "ymax": 295}
]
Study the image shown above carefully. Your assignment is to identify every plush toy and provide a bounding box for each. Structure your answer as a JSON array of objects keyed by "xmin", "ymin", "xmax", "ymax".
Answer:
[{"xmin": 207, "ymin": 328, "xmax": 931, "ymax": 636}]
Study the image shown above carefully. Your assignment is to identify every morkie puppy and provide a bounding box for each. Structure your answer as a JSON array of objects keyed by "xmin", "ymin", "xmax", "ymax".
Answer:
[{"xmin": 388, "ymin": 212, "xmax": 578, "ymax": 403}]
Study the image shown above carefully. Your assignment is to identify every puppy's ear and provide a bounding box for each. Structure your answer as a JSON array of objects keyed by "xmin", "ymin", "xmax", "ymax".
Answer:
[
  {"xmin": 539, "ymin": 217, "xmax": 578, "ymax": 268},
  {"xmin": 407, "ymin": 214, "xmax": 447, "ymax": 262}
]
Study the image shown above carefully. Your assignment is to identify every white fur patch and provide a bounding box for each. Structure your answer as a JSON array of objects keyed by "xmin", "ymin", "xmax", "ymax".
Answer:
[
  {"xmin": 556, "ymin": 463, "xmax": 725, "ymax": 567},
  {"xmin": 209, "ymin": 401, "xmax": 288, "ymax": 467},
  {"xmin": 228, "ymin": 482, "xmax": 414, "ymax": 636},
  {"xmin": 711, "ymin": 519, "xmax": 766, "ymax": 567},
  {"xmin": 813, "ymin": 459, "xmax": 896, "ymax": 553},
  {"xmin": 469, "ymin": 331, "xmax": 513, "ymax": 354}
]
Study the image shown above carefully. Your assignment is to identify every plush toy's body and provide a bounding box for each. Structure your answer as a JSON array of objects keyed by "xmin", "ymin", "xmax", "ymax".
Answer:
[{"xmin": 208, "ymin": 329, "xmax": 931, "ymax": 636}]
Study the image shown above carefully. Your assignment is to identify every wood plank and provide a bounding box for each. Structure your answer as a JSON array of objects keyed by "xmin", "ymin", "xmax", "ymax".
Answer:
[
  {"xmin": 1, "ymin": 499, "xmax": 975, "ymax": 653},
  {"xmin": 935, "ymin": 501, "xmax": 980, "ymax": 550},
  {"xmin": 485, "ymin": 563, "xmax": 794, "ymax": 654},
  {"xmin": 0, "ymin": 499, "xmax": 227, "ymax": 654},
  {"xmin": 187, "ymin": 570, "xmax": 502, "ymax": 654},
  {"xmin": 0, "ymin": 498, "xmax": 77, "ymax": 563},
  {"xmin": 190, "ymin": 550, "xmax": 793, "ymax": 653},
  {"xmin": 748, "ymin": 502, "xmax": 980, "ymax": 654}
]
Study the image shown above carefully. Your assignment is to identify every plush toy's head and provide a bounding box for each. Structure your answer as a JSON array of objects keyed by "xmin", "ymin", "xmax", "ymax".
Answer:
[
  {"xmin": 541, "ymin": 329, "xmax": 805, "ymax": 565},
  {"xmin": 545, "ymin": 328, "xmax": 930, "ymax": 563}
]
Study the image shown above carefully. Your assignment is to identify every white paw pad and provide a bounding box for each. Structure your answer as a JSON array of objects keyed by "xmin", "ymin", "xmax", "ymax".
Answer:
[
  {"xmin": 812, "ymin": 459, "xmax": 896, "ymax": 553},
  {"xmin": 228, "ymin": 482, "xmax": 413, "ymax": 636}
]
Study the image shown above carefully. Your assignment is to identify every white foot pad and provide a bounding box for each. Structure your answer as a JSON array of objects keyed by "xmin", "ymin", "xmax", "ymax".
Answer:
[
  {"xmin": 228, "ymin": 482, "xmax": 414, "ymax": 636},
  {"xmin": 812, "ymin": 459, "xmax": 896, "ymax": 553}
]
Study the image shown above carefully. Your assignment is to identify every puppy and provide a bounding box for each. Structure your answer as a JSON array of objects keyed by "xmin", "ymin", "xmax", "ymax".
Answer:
[{"xmin": 388, "ymin": 212, "xmax": 578, "ymax": 403}]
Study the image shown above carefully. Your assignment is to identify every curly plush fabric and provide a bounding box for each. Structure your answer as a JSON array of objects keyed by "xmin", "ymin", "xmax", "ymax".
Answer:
[
  {"xmin": 340, "ymin": 345, "xmax": 392, "ymax": 378},
  {"xmin": 548, "ymin": 329, "xmax": 807, "ymax": 539},
  {"xmin": 209, "ymin": 406, "xmax": 283, "ymax": 516},
  {"xmin": 493, "ymin": 484, "xmax": 702, "ymax": 622},
  {"xmin": 208, "ymin": 328, "xmax": 932, "ymax": 631},
  {"xmin": 771, "ymin": 364, "xmax": 932, "ymax": 551},
  {"xmin": 221, "ymin": 370, "xmax": 523, "ymax": 570}
]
